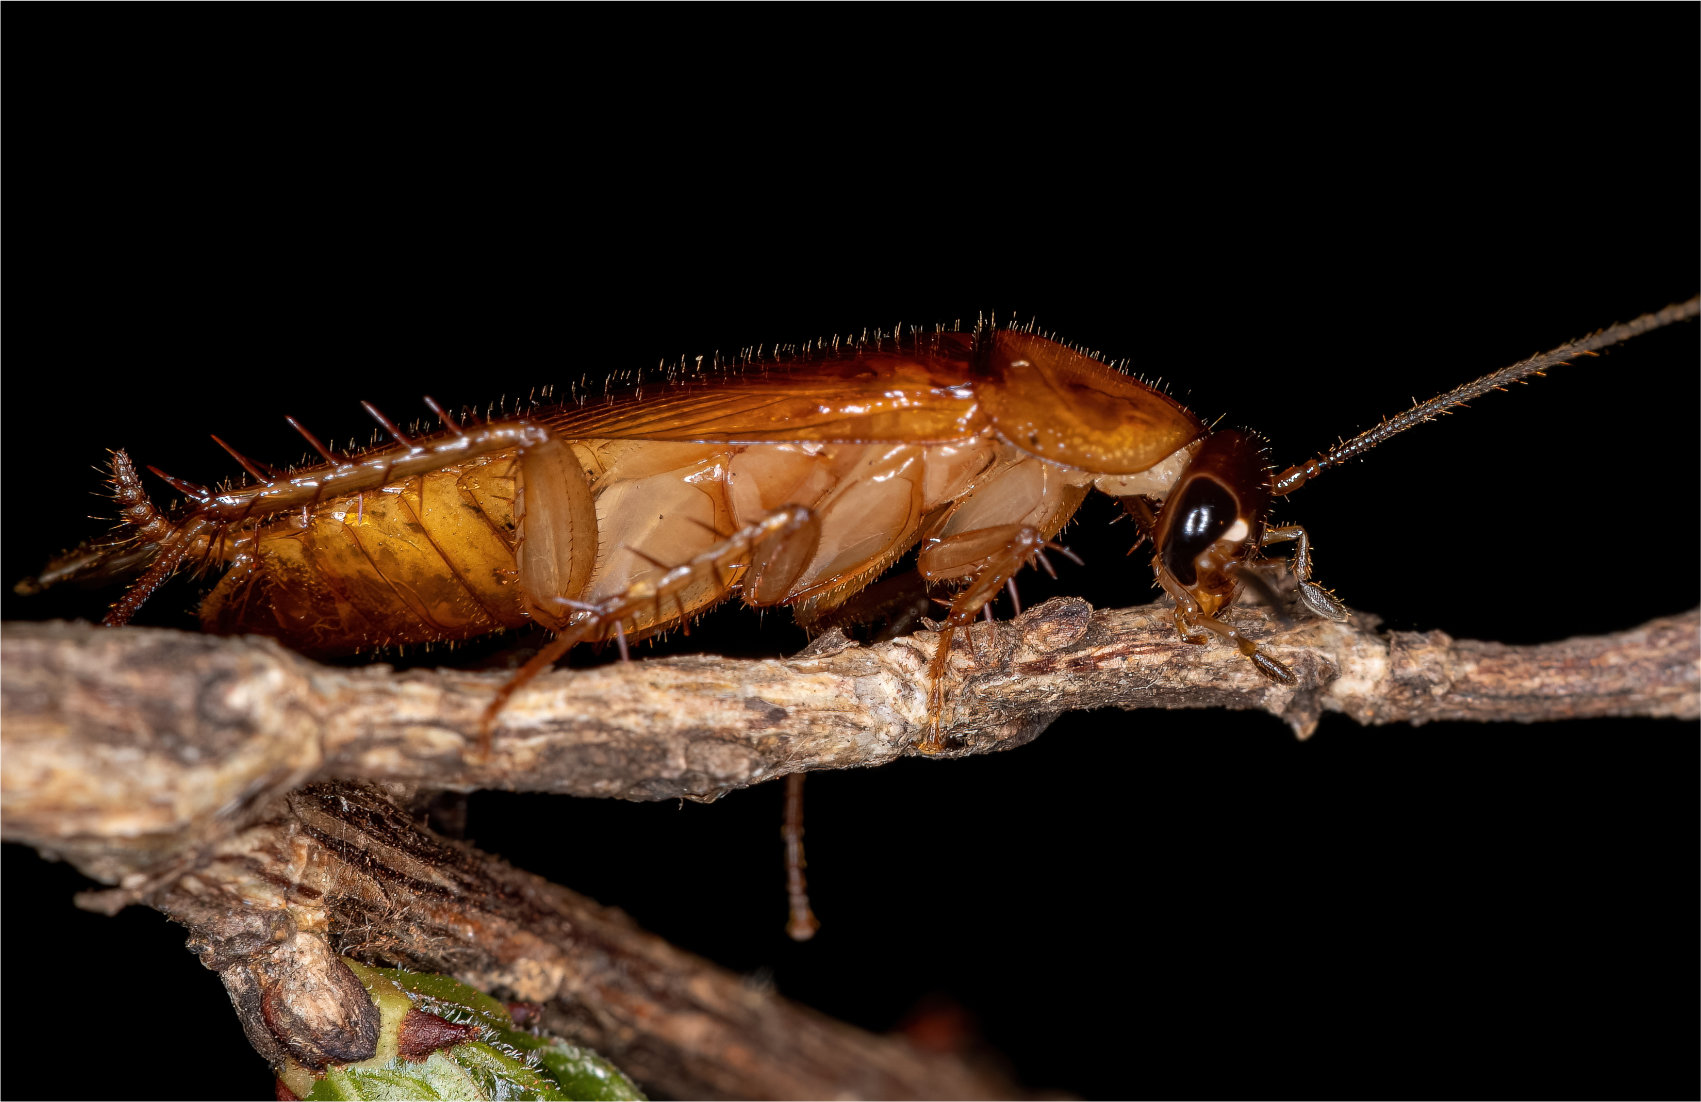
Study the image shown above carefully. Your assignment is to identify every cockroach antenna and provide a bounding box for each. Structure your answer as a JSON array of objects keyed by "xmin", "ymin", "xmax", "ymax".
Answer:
[{"xmin": 1273, "ymin": 296, "xmax": 1699, "ymax": 495}]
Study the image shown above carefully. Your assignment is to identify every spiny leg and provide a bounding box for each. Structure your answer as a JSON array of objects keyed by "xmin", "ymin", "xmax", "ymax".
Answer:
[
  {"xmin": 475, "ymin": 506, "xmax": 820, "ymax": 758},
  {"xmin": 103, "ymin": 518, "xmax": 211, "ymax": 626},
  {"xmin": 211, "ymin": 434, "xmax": 277, "ymax": 482},
  {"xmin": 144, "ymin": 464, "xmax": 210, "ymax": 503},
  {"xmin": 360, "ymin": 400, "xmax": 415, "ymax": 447},
  {"xmin": 1116, "ymin": 494, "xmax": 1160, "ymax": 557},
  {"xmin": 475, "ymin": 626, "xmax": 586, "ymax": 758},
  {"xmin": 284, "ymin": 415, "xmax": 340, "ymax": 465},
  {"xmin": 1260, "ymin": 524, "xmax": 1349, "ymax": 622},
  {"xmin": 915, "ymin": 524, "xmax": 1065, "ymax": 754}
]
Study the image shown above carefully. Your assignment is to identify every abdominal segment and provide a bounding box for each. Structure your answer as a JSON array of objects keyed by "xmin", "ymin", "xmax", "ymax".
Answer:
[
  {"xmin": 201, "ymin": 431, "xmax": 1086, "ymax": 655},
  {"xmin": 199, "ymin": 454, "xmax": 531, "ymax": 654}
]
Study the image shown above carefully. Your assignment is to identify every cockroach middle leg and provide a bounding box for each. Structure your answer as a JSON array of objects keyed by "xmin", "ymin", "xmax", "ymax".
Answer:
[
  {"xmin": 782, "ymin": 773, "xmax": 819, "ymax": 941},
  {"xmin": 1260, "ymin": 524, "xmax": 1349, "ymax": 622},
  {"xmin": 915, "ymin": 524, "xmax": 1054, "ymax": 754},
  {"xmin": 1116, "ymin": 494, "xmax": 1159, "ymax": 556}
]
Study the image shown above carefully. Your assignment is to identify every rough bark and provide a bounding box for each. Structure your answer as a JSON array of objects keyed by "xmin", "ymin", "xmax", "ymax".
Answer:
[
  {"xmin": 4, "ymin": 598, "xmax": 1696, "ymax": 886},
  {"xmin": 2, "ymin": 599, "xmax": 1695, "ymax": 1098}
]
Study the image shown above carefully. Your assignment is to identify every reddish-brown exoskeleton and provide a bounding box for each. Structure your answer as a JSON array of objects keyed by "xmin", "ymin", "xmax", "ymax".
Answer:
[{"xmin": 22, "ymin": 300, "xmax": 1699, "ymax": 758}]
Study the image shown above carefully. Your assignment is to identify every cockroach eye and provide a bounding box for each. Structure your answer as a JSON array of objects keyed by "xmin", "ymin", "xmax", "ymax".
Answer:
[{"xmin": 1161, "ymin": 477, "xmax": 1238, "ymax": 586}]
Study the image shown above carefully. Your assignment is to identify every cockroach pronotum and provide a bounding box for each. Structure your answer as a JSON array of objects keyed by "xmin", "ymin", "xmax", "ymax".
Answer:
[{"xmin": 20, "ymin": 298, "xmax": 1699, "ymax": 756}]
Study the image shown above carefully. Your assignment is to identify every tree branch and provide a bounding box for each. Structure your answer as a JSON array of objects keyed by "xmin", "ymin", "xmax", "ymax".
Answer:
[
  {"xmin": 146, "ymin": 780, "xmax": 1020, "ymax": 1100},
  {"xmin": 4, "ymin": 599, "xmax": 1695, "ymax": 887},
  {"xmin": 3, "ymin": 601, "xmax": 1695, "ymax": 1097}
]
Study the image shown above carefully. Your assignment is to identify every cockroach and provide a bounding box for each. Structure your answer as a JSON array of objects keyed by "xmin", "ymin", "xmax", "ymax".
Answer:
[
  {"xmin": 18, "ymin": 297, "xmax": 1697, "ymax": 942},
  {"xmin": 21, "ymin": 298, "xmax": 1699, "ymax": 761}
]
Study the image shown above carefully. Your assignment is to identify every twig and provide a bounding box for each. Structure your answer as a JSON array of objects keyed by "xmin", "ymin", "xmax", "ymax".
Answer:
[
  {"xmin": 4, "ymin": 599, "xmax": 1695, "ymax": 886},
  {"xmin": 152, "ymin": 781, "xmax": 1018, "ymax": 1100}
]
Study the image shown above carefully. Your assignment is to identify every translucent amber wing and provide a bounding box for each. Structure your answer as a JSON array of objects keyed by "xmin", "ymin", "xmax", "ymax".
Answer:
[{"xmin": 544, "ymin": 333, "xmax": 984, "ymax": 445}]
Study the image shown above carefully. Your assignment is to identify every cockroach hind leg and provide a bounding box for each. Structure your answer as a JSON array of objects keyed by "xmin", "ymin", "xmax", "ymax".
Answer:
[
  {"xmin": 918, "ymin": 622, "xmax": 976, "ymax": 755},
  {"xmin": 421, "ymin": 395, "xmax": 463, "ymax": 434},
  {"xmin": 360, "ymin": 400, "xmax": 415, "ymax": 447},
  {"xmin": 210, "ymin": 434, "xmax": 276, "ymax": 482},
  {"xmin": 144, "ymin": 465, "xmax": 210, "ymax": 502},
  {"xmin": 481, "ymin": 507, "xmax": 822, "ymax": 756},
  {"xmin": 474, "ymin": 629, "xmax": 579, "ymax": 761}
]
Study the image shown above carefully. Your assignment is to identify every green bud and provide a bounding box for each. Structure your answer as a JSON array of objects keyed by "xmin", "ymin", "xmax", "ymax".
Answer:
[{"xmin": 272, "ymin": 962, "xmax": 645, "ymax": 1101}]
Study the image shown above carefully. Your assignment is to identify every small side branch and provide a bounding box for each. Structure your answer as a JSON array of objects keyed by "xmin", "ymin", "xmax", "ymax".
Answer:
[
  {"xmin": 2, "ymin": 601, "xmax": 1695, "ymax": 885},
  {"xmin": 153, "ymin": 781, "xmax": 1018, "ymax": 1100}
]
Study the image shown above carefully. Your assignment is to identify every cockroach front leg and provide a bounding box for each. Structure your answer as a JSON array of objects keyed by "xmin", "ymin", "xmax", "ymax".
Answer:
[
  {"xmin": 1260, "ymin": 524, "xmax": 1350, "ymax": 622},
  {"xmin": 1159, "ymin": 573, "xmax": 1297, "ymax": 686},
  {"xmin": 1193, "ymin": 612, "xmax": 1299, "ymax": 686},
  {"xmin": 1170, "ymin": 608, "xmax": 1211, "ymax": 645}
]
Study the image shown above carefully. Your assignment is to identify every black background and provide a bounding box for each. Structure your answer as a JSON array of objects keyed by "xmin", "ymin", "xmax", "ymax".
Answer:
[{"xmin": 4, "ymin": 8, "xmax": 1697, "ymax": 1100}]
